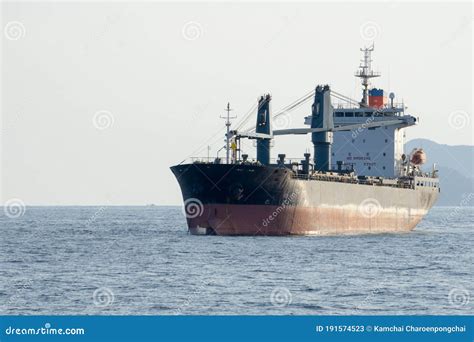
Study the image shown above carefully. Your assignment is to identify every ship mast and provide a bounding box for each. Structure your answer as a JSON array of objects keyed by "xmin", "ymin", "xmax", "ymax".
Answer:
[
  {"xmin": 221, "ymin": 102, "xmax": 236, "ymax": 164},
  {"xmin": 355, "ymin": 44, "xmax": 380, "ymax": 106}
]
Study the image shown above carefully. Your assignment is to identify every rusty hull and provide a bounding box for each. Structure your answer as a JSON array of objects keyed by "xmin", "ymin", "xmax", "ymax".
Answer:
[{"xmin": 171, "ymin": 163, "xmax": 439, "ymax": 236}]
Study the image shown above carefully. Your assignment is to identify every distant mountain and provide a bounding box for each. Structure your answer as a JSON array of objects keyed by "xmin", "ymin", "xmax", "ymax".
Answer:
[{"xmin": 405, "ymin": 139, "xmax": 474, "ymax": 206}]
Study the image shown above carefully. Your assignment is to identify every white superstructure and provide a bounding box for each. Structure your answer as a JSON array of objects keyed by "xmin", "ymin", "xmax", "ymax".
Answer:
[
  {"xmin": 331, "ymin": 107, "xmax": 416, "ymax": 177},
  {"xmin": 330, "ymin": 46, "xmax": 417, "ymax": 178}
]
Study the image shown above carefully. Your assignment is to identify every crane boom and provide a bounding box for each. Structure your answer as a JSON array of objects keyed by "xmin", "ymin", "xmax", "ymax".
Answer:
[{"xmin": 273, "ymin": 119, "xmax": 408, "ymax": 136}]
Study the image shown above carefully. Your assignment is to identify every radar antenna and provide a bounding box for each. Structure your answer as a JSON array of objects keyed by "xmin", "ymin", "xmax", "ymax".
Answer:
[{"xmin": 354, "ymin": 44, "xmax": 380, "ymax": 106}]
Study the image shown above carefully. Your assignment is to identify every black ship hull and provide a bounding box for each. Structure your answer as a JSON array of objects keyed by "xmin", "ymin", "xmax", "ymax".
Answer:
[{"xmin": 171, "ymin": 163, "xmax": 438, "ymax": 236}]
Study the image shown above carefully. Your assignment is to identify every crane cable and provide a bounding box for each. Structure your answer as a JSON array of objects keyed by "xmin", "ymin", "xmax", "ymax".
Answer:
[
  {"xmin": 243, "ymin": 89, "xmax": 315, "ymax": 134},
  {"xmin": 179, "ymin": 98, "xmax": 261, "ymax": 164},
  {"xmin": 331, "ymin": 90, "xmax": 369, "ymax": 108},
  {"xmin": 273, "ymin": 89, "xmax": 315, "ymax": 118},
  {"xmin": 234, "ymin": 101, "xmax": 258, "ymax": 131},
  {"xmin": 180, "ymin": 87, "xmax": 365, "ymax": 163},
  {"xmin": 244, "ymin": 88, "xmax": 367, "ymax": 134}
]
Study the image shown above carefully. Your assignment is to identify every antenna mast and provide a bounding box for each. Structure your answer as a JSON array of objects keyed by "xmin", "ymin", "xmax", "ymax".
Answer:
[
  {"xmin": 355, "ymin": 44, "xmax": 380, "ymax": 106},
  {"xmin": 221, "ymin": 102, "xmax": 236, "ymax": 164}
]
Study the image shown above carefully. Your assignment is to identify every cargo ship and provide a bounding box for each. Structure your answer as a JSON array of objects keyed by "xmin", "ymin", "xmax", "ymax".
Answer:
[{"xmin": 171, "ymin": 46, "xmax": 439, "ymax": 235}]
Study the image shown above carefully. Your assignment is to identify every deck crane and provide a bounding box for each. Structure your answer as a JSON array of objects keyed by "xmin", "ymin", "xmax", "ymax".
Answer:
[{"xmin": 227, "ymin": 85, "xmax": 415, "ymax": 172}]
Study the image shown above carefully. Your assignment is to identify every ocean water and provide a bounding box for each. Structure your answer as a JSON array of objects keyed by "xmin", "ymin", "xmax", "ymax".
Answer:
[{"xmin": 0, "ymin": 206, "xmax": 472, "ymax": 315}]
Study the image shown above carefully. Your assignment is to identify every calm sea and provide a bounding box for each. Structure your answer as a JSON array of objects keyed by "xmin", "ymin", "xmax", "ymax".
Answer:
[{"xmin": 1, "ymin": 206, "xmax": 472, "ymax": 315}]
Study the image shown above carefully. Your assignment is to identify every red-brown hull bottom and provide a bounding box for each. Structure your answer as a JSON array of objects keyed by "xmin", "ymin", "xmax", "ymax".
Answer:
[{"xmin": 186, "ymin": 204, "xmax": 425, "ymax": 236}]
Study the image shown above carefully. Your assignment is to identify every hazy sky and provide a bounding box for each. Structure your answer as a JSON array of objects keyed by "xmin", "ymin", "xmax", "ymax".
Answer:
[{"xmin": 1, "ymin": 1, "xmax": 472, "ymax": 205}]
